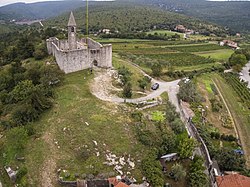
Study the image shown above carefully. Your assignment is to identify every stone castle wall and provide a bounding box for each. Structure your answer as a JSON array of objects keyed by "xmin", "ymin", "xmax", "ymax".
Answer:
[{"xmin": 46, "ymin": 37, "xmax": 112, "ymax": 74}]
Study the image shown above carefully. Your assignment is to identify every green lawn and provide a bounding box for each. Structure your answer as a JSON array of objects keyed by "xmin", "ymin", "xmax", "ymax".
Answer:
[
  {"xmin": 194, "ymin": 49, "xmax": 234, "ymax": 61},
  {"xmin": 146, "ymin": 30, "xmax": 184, "ymax": 37},
  {"xmin": 175, "ymin": 63, "xmax": 222, "ymax": 72}
]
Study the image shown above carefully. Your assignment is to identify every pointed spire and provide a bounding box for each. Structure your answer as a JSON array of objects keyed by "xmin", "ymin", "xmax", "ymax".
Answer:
[{"xmin": 68, "ymin": 11, "xmax": 76, "ymax": 27}]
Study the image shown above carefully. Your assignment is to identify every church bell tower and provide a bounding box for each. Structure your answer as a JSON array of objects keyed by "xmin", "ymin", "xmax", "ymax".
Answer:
[{"xmin": 68, "ymin": 12, "xmax": 77, "ymax": 50}]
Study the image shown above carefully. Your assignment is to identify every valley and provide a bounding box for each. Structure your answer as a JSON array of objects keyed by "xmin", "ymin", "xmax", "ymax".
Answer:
[{"xmin": 0, "ymin": 1, "xmax": 250, "ymax": 187}]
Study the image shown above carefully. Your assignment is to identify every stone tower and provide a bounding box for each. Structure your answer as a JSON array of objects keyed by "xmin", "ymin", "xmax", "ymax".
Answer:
[{"xmin": 68, "ymin": 12, "xmax": 77, "ymax": 50}]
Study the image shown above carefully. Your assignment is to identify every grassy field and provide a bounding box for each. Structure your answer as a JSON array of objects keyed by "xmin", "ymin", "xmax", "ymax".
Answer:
[
  {"xmin": 194, "ymin": 49, "xmax": 234, "ymax": 61},
  {"xmin": 212, "ymin": 74, "xmax": 250, "ymax": 168},
  {"xmin": 168, "ymin": 44, "xmax": 226, "ymax": 53},
  {"xmin": 146, "ymin": 30, "xmax": 184, "ymax": 37},
  {"xmin": 0, "ymin": 70, "xmax": 149, "ymax": 186}
]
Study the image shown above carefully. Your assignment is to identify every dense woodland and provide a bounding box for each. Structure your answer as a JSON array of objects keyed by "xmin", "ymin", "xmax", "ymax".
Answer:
[
  {"xmin": 1, "ymin": 0, "xmax": 250, "ymax": 33},
  {"xmin": 45, "ymin": 4, "xmax": 228, "ymax": 36},
  {"xmin": 0, "ymin": 27, "xmax": 65, "ymax": 125},
  {"xmin": 128, "ymin": 0, "xmax": 250, "ymax": 33}
]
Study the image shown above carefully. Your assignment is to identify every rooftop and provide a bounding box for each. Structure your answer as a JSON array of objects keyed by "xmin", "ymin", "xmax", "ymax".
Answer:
[
  {"xmin": 68, "ymin": 11, "xmax": 76, "ymax": 27},
  {"xmin": 216, "ymin": 174, "xmax": 250, "ymax": 187}
]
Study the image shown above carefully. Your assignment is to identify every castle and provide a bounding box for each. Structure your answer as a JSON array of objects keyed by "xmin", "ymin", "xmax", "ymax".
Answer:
[{"xmin": 46, "ymin": 12, "xmax": 112, "ymax": 74}]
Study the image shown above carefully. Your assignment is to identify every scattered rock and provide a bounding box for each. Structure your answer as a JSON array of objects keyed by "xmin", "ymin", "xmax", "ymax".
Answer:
[
  {"xmin": 119, "ymin": 157, "xmax": 126, "ymax": 166},
  {"xmin": 93, "ymin": 140, "xmax": 97, "ymax": 146}
]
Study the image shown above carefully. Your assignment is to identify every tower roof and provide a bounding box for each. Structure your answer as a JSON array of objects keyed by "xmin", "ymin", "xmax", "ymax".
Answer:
[{"xmin": 68, "ymin": 11, "xmax": 76, "ymax": 27}]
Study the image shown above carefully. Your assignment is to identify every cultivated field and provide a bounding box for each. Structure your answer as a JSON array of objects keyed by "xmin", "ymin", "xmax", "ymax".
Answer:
[
  {"xmin": 212, "ymin": 74, "xmax": 250, "ymax": 168},
  {"xmin": 99, "ymin": 38, "xmax": 228, "ymax": 77}
]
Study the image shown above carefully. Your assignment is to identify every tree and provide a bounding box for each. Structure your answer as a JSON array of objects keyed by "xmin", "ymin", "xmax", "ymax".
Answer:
[
  {"xmin": 10, "ymin": 80, "xmax": 35, "ymax": 102},
  {"xmin": 152, "ymin": 111, "xmax": 165, "ymax": 122},
  {"xmin": 235, "ymin": 49, "xmax": 250, "ymax": 61},
  {"xmin": 188, "ymin": 156, "xmax": 208, "ymax": 187},
  {"xmin": 165, "ymin": 101, "xmax": 179, "ymax": 123},
  {"xmin": 33, "ymin": 48, "xmax": 47, "ymax": 60},
  {"xmin": 122, "ymin": 82, "xmax": 132, "ymax": 98},
  {"xmin": 16, "ymin": 36, "xmax": 35, "ymax": 60},
  {"xmin": 138, "ymin": 76, "xmax": 151, "ymax": 90},
  {"xmin": 178, "ymin": 137, "xmax": 196, "ymax": 159},
  {"xmin": 216, "ymin": 149, "xmax": 245, "ymax": 171},
  {"xmin": 151, "ymin": 63, "xmax": 162, "ymax": 77},
  {"xmin": 229, "ymin": 53, "xmax": 247, "ymax": 72},
  {"xmin": 39, "ymin": 65, "xmax": 64, "ymax": 86},
  {"xmin": 118, "ymin": 66, "xmax": 132, "ymax": 85},
  {"xmin": 171, "ymin": 163, "xmax": 186, "ymax": 181},
  {"xmin": 170, "ymin": 118, "xmax": 185, "ymax": 134},
  {"xmin": 178, "ymin": 80, "xmax": 202, "ymax": 103},
  {"xmin": 141, "ymin": 151, "xmax": 164, "ymax": 187},
  {"xmin": 159, "ymin": 131, "xmax": 177, "ymax": 156}
]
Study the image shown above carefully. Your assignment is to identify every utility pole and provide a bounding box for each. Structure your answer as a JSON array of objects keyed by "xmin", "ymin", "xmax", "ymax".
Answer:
[{"xmin": 86, "ymin": 0, "xmax": 89, "ymax": 47}]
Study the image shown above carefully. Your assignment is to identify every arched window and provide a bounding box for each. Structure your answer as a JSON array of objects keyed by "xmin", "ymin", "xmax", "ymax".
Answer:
[{"xmin": 71, "ymin": 27, "xmax": 75, "ymax": 32}]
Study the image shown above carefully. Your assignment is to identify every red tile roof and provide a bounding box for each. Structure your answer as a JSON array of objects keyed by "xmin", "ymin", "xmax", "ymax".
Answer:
[
  {"xmin": 108, "ymin": 178, "xmax": 129, "ymax": 187},
  {"xmin": 216, "ymin": 174, "xmax": 250, "ymax": 187},
  {"xmin": 108, "ymin": 177, "xmax": 119, "ymax": 186},
  {"xmin": 116, "ymin": 182, "xmax": 129, "ymax": 187}
]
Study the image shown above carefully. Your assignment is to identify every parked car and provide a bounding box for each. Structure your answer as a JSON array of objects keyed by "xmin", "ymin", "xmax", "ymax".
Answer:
[{"xmin": 151, "ymin": 83, "xmax": 159, "ymax": 90}]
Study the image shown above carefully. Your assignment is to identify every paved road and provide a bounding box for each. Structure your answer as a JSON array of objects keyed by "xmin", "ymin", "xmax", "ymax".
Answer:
[
  {"xmin": 93, "ymin": 76, "xmax": 180, "ymax": 104},
  {"xmin": 240, "ymin": 61, "xmax": 250, "ymax": 88},
  {"xmin": 91, "ymin": 67, "xmax": 181, "ymax": 105}
]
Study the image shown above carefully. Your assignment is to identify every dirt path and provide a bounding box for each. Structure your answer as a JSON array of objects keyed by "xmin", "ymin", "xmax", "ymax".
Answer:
[{"xmin": 40, "ymin": 130, "xmax": 58, "ymax": 187}]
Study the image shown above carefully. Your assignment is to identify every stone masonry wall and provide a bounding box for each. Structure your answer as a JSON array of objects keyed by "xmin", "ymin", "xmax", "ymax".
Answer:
[{"xmin": 47, "ymin": 37, "xmax": 112, "ymax": 74}]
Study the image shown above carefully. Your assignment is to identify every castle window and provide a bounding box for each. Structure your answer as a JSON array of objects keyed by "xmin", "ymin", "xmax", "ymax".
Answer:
[
  {"xmin": 93, "ymin": 60, "xmax": 98, "ymax": 66},
  {"xmin": 71, "ymin": 27, "xmax": 75, "ymax": 32}
]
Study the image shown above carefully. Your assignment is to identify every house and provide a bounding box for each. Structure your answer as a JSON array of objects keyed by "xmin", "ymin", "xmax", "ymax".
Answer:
[
  {"xmin": 185, "ymin": 29, "xmax": 194, "ymax": 35},
  {"xmin": 236, "ymin": 33, "xmax": 241, "ymax": 37},
  {"xmin": 175, "ymin": 25, "xmax": 186, "ymax": 33},
  {"xmin": 220, "ymin": 40, "xmax": 239, "ymax": 49},
  {"xmin": 216, "ymin": 174, "xmax": 250, "ymax": 187},
  {"xmin": 175, "ymin": 25, "xmax": 194, "ymax": 35},
  {"xmin": 108, "ymin": 176, "xmax": 130, "ymax": 187},
  {"xmin": 102, "ymin": 29, "xmax": 111, "ymax": 34}
]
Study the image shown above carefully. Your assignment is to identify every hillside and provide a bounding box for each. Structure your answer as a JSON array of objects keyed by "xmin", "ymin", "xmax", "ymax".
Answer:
[
  {"xmin": 0, "ymin": 1, "xmax": 86, "ymax": 21},
  {"xmin": 45, "ymin": 3, "xmax": 226, "ymax": 35},
  {"xmin": 1, "ymin": 0, "xmax": 249, "ymax": 33},
  {"xmin": 128, "ymin": 0, "xmax": 250, "ymax": 33}
]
